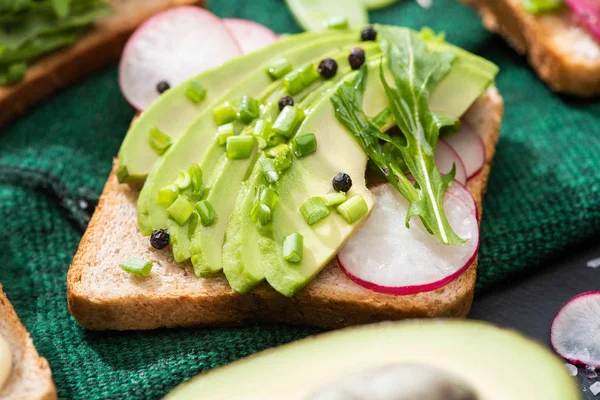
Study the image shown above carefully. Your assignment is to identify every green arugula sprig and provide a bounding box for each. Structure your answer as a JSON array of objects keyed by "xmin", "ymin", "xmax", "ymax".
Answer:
[{"xmin": 331, "ymin": 28, "xmax": 465, "ymax": 245}]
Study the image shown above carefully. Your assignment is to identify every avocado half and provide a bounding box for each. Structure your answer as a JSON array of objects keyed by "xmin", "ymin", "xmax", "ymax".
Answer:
[{"xmin": 164, "ymin": 320, "xmax": 580, "ymax": 400}]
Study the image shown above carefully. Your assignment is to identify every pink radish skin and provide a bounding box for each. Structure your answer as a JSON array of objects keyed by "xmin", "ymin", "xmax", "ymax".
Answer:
[
  {"xmin": 222, "ymin": 18, "xmax": 278, "ymax": 54},
  {"xmin": 435, "ymin": 140, "xmax": 467, "ymax": 185},
  {"xmin": 564, "ymin": 0, "xmax": 600, "ymax": 42},
  {"xmin": 119, "ymin": 7, "xmax": 242, "ymax": 111},
  {"xmin": 444, "ymin": 122, "xmax": 486, "ymax": 180},
  {"xmin": 338, "ymin": 183, "xmax": 479, "ymax": 296},
  {"xmin": 551, "ymin": 292, "xmax": 600, "ymax": 367}
]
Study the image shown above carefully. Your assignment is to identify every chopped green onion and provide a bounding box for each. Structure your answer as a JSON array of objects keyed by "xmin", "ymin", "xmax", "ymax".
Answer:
[
  {"xmin": 185, "ymin": 81, "xmax": 207, "ymax": 104},
  {"xmin": 188, "ymin": 211, "xmax": 200, "ymax": 236},
  {"xmin": 521, "ymin": 0, "xmax": 563, "ymax": 14},
  {"xmin": 121, "ymin": 258, "xmax": 153, "ymax": 277},
  {"xmin": 266, "ymin": 143, "xmax": 290, "ymax": 158},
  {"xmin": 291, "ymin": 133, "xmax": 317, "ymax": 158},
  {"xmin": 283, "ymin": 70, "xmax": 304, "ymax": 95},
  {"xmin": 336, "ymin": 194, "xmax": 368, "ymax": 224},
  {"xmin": 188, "ymin": 164, "xmax": 203, "ymax": 197},
  {"xmin": 323, "ymin": 16, "xmax": 349, "ymax": 30},
  {"xmin": 167, "ymin": 195, "xmax": 194, "ymax": 225},
  {"xmin": 300, "ymin": 197, "xmax": 330, "ymax": 225},
  {"xmin": 274, "ymin": 151, "xmax": 293, "ymax": 172},
  {"xmin": 283, "ymin": 233, "xmax": 304, "ymax": 263},
  {"xmin": 267, "ymin": 58, "xmax": 293, "ymax": 80},
  {"xmin": 259, "ymin": 158, "xmax": 279, "ymax": 183},
  {"xmin": 213, "ymin": 101, "xmax": 237, "ymax": 125},
  {"xmin": 226, "ymin": 136, "xmax": 255, "ymax": 159},
  {"xmin": 254, "ymin": 203, "xmax": 272, "ymax": 225},
  {"xmin": 195, "ymin": 200, "xmax": 217, "ymax": 226},
  {"xmin": 157, "ymin": 184, "xmax": 179, "ymax": 206},
  {"xmin": 250, "ymin": 186, "xmax": 278, "ymax": 224},
  {"xmin": 238, "ymin": 95, "xmax": 260, "ymax": 124},
  {"xmin": 272, "ymin": 106, "xmax": 305, "ymax": 138},
  {"xmin": 116, "ymin": 165, "xmax": 129, "ymax": 183},
  {"xmin": 323, "ymin": 192, "xmax": 346, "ymax": 207},
  {"xmin": 259, "ymin": 186, "xmax": 279, "ymax": 209},
  {"xmin": 174, "ymin": 171, "xmax": 191, "ymax": 190},
  {"xmin": 253, "ymin": 119, "xmax": 273, "ymax": 149},
  {"xmin": 201, "ymin": 186, "xmax": 211, "ymax": 200},
  {"xmin": 299, "ymin": 64, "xmax": 320, "ymax": 86},
  {"xmin": 149, "ymin": 126, "xmax": 172, "ymax": 155},
  {"xmin": 216, "ymin": 123, "xmax": 235, "ymax": 145}
]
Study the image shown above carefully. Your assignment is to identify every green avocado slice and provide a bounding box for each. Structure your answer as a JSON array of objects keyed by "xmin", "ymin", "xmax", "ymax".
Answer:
[
  {"xmin": 285, "ymin": 0, "xmax": 369, "ymax": 32},
  {"xmin": 164, "ymin": 320, "xmax": 581, "ymax": 400},
  {"xmin": 118, "ymin": 30, "xmax": 341, "ymax": 184}
]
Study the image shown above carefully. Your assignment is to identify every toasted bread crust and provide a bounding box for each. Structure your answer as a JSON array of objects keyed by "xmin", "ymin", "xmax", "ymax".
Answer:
[
  {"xmin": 67, "ymin": 88, "xmax": 503, "ymax": 331},
  {"xmin": 0, "ymin": 285, "xmax": 57, "ymax": 400},
  {"xmin": 0, "ymin": 0, "xmax": 202, "ymax": 129},
  {"xmin": 460, "ymin": 0, "xmax": 600, "ymax": 97}
]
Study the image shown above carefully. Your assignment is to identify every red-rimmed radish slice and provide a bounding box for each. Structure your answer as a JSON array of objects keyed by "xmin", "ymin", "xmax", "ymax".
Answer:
[
  {"xmin": 564, "ymin": 0, "xmax": 600, "ymax": 42},
  {"xmin": 551, "ymin": 292, "xmax": 600, "ymax": 367},
  {"xmin": 338, "ymin": 183, "xmax": 479, "ymax": 295},
  {"xmin": 119, "ymin": 6, "xmax": 242, "ymax": 111},
  {"xmin": 222, "ymin": 18, "xmax": 278, "ymax": 54},
  {"xmin": 451, "ymin": 181, "xmax": 477, "ymax": 217},
  {"xmin": 436, "ymin": 140, "xmax": 467, "ymax": 185},
  {"xmin": 444, "ymin": 123, "xmax": 486, "ymax": 180}
]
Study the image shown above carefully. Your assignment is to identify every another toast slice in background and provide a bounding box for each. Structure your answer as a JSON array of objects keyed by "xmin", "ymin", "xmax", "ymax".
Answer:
[
  {"xmin": 459, "ymin": 0, "xmax": 600, "ymax": 97},
  {"xmin": 67, "ymin": 87, "xmax": 503, "ymax": 331},
  {"xmin": 0, "ymin": 0, "xmax": 202, "ymax": 129},
  {"xmin": 0, "ymin": 285, "xmax": 56, "ymax": 400}
]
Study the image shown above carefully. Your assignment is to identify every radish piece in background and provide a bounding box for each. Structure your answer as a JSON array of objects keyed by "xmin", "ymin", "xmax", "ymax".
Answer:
[
  {"xmin": 223, "ymin": 19, "xmax": 279, "ymax": 54},
  {"xmin": 551, "ymin": 292, "xmax": 600, "ymax": 367},
  {"xmin": 338, "ymin": 183, "xmax": 479, "ymax": 296},
  {"xmin": 564, "ymin": 0, "xmax": 600, "ymax": 43},
  {"xmin": 436, "ymin": 140, "xmax": 467, "ymax": 185},
  {"xmin": 119, "ymin": 6, "xmax": 242, "ymax": 111},
  {"xmin": 444, "ymin": 122, "xmax": 486, "ymax": 180}
]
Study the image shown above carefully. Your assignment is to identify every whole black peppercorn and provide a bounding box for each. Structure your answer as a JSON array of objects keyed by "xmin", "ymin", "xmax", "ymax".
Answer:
[
  {"xmin": 278, "ymin": 95, "xmax": 294, "ymax": 111},
  {"xmin": 348, "ymin": 47, "xmax": 366, "ymax": 70},
  {"xmin": 318, "ymin": 58, "xmax": 338, "ymax": 79},
  {"xmin": 156, "ymin": 80, "xmax": 171, "ymax": 94},
  {"xmin": 332, "ymin": 173, "xmax": 353, "ymax": 193},
  {"xmin": 150, "ymin": 229, "xmax": 170, "ymax": 250},
  {"xmin": 361, "ymin": 26, "xmax": 378, "ymax": 41}
]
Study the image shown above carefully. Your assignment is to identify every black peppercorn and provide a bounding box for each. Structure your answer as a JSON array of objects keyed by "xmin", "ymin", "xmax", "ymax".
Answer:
[
  {"xmin": 348, "ymin": 47, "xmax": 366, "ymax": 70},
  {"xmin": 278, "ymin": 95, "xmax": 294, "ymax": 111},
  {"xmin": 361, "ymin": 26, "xmax": 378, "ymax": 41},
  {"xmin": 318, "ymin": 58, "xmax": 338, "ymax": 79},
  {"xmin": 150, "ymin": 229, "xmax": 170, "ymax": 250},
  {"xmin": 156, "ymin": 80, "xmax": 171, "ymax": 94},
  {"xmin": 332, "ymin": 173, "xmax": 353, "ymax": 193}
]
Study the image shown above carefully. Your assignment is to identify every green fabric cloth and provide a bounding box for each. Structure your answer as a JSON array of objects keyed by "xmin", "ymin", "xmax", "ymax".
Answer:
[{"xmin": 0, "ymin": 0, "xmax": 599, "ymax": 398}]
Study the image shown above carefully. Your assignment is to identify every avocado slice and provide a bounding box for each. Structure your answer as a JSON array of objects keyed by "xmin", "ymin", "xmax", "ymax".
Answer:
[
  {"xmin": 164, "ymin": 320, "xmax": 580, "ymax": 400},
  {"xmin": 285, "ymin": 0, "xmax": 368, "ymax": 32},
  {"xmin": 118, "ymin": 30, "xmax": 343, "ymax": 183}
]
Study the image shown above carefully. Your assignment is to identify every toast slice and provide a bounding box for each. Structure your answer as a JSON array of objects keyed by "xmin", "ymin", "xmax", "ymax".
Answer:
[
  {"xmin": 459, "ymin": 0, "xmax": 600, "ymax": 97},
  {"xmin": 67, "ymin": 87, "xmax": 503, "ymax": 331},
  {"xmin": 0, "ymin": 0, "xmax": 203, "ymax": 129},
  {"xmin": 0, "ymin": 285, "xmax": 56, "ymax": 400}
]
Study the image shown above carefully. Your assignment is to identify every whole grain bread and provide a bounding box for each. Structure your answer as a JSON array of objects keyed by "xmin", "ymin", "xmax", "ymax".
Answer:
[
  {"xmin": 0, "ymin": 285, "xmax": 56, "ymax": 400},
  {"xmin": 0, "ymin": 0, "xmax": 203, "ymax": 129},
  {"xmin": 67, "ymin": 87, "xmax": 503, "ymax": 331},
  {"xmin": 459, "ymin": 0, "xmax": 600, "ymax": 97}
]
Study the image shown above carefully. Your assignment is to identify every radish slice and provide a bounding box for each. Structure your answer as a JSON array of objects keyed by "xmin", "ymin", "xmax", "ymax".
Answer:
[
  {"xmin": 551, "ymin": 292, "xmax": 600, "ymax": 367},
  {"xmin": 451, "ymin": 181, "xmax": 478, "ymax": 217},
  {"xmin": 119, "ymin": 6, "xmax": 242, "ymax": 110},
  {"xmin": 222, "ymin": 19, "xmax": 279, "ymax": 54},
  {"xmin": 338, "ymin": 183, "xmax": 479, "ymax": 295},
  {"xmin": 435, "ymin": 140, "xmax": 467, "ymax": 185},
  {"xmin": 444, "ymin": 123, "xmax": 486, "ymax": 180},
  {"xmin": 564, "ymin": 0, "xmax": 600, "ymax": 43}
]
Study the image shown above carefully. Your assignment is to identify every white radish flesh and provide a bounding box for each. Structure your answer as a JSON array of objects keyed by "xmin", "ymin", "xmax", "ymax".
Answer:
[
  {"xmin": 119, "ymin": 6, "xmax": 242, "ymax": 111},
  {"xmin": 551, "ymin": 292, "xmax": 600, "ymax": 367},
  {"xmin": 338, "ymin": 183, "xmax": 479, "ymax": 295},
  {"xmin": 444, "ymin": 123, "xmax": 486, "ymax": 180},
  {"xmin": 222, "ymin": 19, "xmax": 279, "ymax": 54},
  {"xmin": 435, "ymin": 140, "xmax": 467, "ymax": 185}
]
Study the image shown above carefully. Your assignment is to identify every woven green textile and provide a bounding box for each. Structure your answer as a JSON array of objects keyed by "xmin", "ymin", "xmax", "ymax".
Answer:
[{"xmin": 0, "ymin": 0, "xmax": 599, "ymax": 398}]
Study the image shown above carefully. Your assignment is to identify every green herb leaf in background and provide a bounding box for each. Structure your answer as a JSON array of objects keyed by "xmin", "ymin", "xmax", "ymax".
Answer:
[{"xmin": 521, "ymin": 0, "xmax": 564, "ymax": 14}]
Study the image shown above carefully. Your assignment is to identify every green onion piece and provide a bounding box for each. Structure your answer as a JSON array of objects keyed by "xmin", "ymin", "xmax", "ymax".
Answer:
[
  {"xmin": 157, "ymin": 184, "xmax": 179, "ymax": 206},
  {"xmin": 116, "ymin": 165, "xmax": 129, "ymax": 183},
  {"xmin": 274, "ymin": 151, "xmax": 293, "ymax": 172},
  {"xmin": 259, "ymin": 186, "xmax": 279, "ymax": 209},
  {"xmin": 174, "ymin": 170, "xmax": 191, "ymax": 190},
  {"xmin": 283, "ymin": 232, "xmax": 304, "ymax": 263},
  {"xmin": 213, "ymin": 101, "xmax": 237, "ymax": 125},
  {"xmin": 201, "ymin": 186, "xmax": 211, "ymax": 200},
  {"xmin": 167, "ymin": 195, "xmax": 194, "ymax": 225},
  {"xmin": 521, "ymin": 0, "xmax": 563, "ymax": 14},
  {"xmin": 216, "ymin": 123, "xmax": 235, "ymax": 145},
  {"xmin": 283, "ymin": 70, "xmax": 304, "ymax": 95},
  {"xmin": 185, "ymin": 81, "xmax": 207, "ymax": 104},
  {"xmin": 300, "ymin": 197, "xmax": 330, "ymax": 226},
  {"xmin": 238, "ymin": 95, "xmax": 260, "ymax": 124},
  {"xmin": 195, "ymin": 200, "xmax": 217, "ymax": 227},
  {"xmin": 291, "ymin": 133, "xmax": 317, "ymax": 158},
  {"xmin": 324, "ymin": 192, "xmax": 346, "ymax": 207},
  {"xmin": 255, "ymin": 203, "xmax": 272, "ymax": 225},
  {"xmin": 267, "ymin": 58, "xmax": 293, "ymax": 80},
  {"xmin": 121, "ymin": 258, "xmax": 153, "ymax": 277},
  {"xmin": 259, "ymin": 158, "xmax": 279, "ymax": 183},
  {"xmin": 188, "ymin": 211, "xmax": 200, "ymax": 236},
  {"xmin": 299, "ymin": 64, "xmax": 320, "ymax": 86},
  {"xmin": 253, "ymin": 119, "xmax": 273, "ymax": 149},
  {"xmin": 266, "ymin": 143, "xmax": 290, "ymax": 158},
  {"xmin": 272, "ymin": 106, "xmax": 305, "ymax": 138},
  {"xmin": 323, "ymin": 16, "xmax": 349, "ymax": 30},
  {"xmin": 149, "ymin": 126, "xmax": 172, "ymax": 155},
  {"xmin": 336, "ymin": 194, "xmax": 368, "ymax": 224},
  {"xmin": 188, "ymin": 163, "xmax": 203, "ymax": 197},
  {"xmin": 226, "ymin": 136, "xmax": 255, "ymax": 159}
]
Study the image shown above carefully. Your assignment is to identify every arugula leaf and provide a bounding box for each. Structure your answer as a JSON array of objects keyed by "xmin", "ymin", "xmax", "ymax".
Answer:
[{"xmin": 52, "ymin": 0, "xmax": 71, "ymax": 19}]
